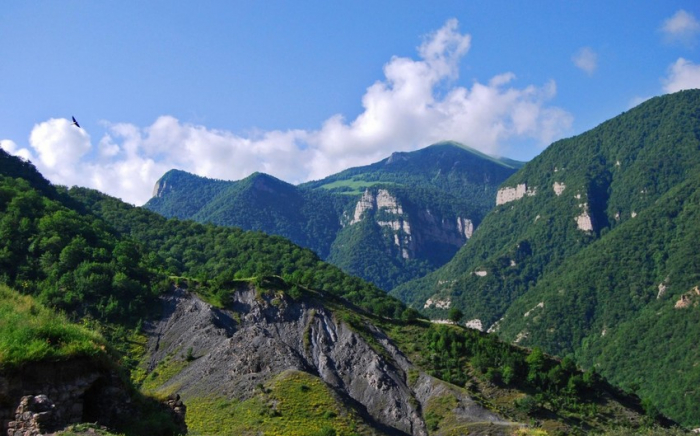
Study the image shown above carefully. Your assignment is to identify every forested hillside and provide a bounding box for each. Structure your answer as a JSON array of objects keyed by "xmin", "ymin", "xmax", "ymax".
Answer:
[
  {"xmin": 496, "ymin": 170, "xmax": 700, "ymax": 425},
  {"xmin": 393, "ymin": 89, "xmax": 700, "ymax": 427}
]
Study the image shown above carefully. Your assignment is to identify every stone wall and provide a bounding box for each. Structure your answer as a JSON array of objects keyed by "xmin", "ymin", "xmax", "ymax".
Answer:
[{"xmin": 1, "ymin": 358, "xmax": 187, "ymax": 435}]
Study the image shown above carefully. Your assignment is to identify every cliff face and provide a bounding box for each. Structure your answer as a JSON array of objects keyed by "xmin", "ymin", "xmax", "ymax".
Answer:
[
  {"xmin": 142, "ymin": 286, "xmax": 509, "ymax": 435},
  {"xmin": 344, "ymin": 188, "xmax": 473, "ymax": 263}
]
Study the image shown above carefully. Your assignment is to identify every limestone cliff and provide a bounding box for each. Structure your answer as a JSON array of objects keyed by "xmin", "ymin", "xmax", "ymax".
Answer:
[{"xmin": 346, "ymin": 188, "xmax": 473, "ymax": 262}]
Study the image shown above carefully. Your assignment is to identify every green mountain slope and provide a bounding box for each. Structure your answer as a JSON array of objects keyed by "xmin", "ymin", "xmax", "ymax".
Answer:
[
  {"xmin": 145, "ymin": 142, "xmax": 521, "ymax": 290},
  {"xmin": 496, "ymin": 170, "xmax": 700, "ymax": 425},
  {"xmin": 392, "ymin": 89, "xmax": 700, "ymax": 426}
]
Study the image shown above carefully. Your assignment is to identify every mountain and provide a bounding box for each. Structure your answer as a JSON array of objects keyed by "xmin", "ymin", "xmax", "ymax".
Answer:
[
  {"xmin": 0, "ymin": 147, "xmax": 672, "ymax": 435},
  {"xmin": 392, "ymin": 89, "xmax": 700, "ymax": 426},
  {"xmin": 145, "ymin": 142, "xmax": 522, "ymax": 290}
]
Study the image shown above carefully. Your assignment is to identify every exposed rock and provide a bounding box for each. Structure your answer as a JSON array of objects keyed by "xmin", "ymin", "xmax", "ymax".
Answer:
[
  {"xmin": 576, "ymin": 209, "xmax": 594, "ymax": 232},
  {"xmin": 376, "ymin": 189, "xmax": 403, "ymax": 215},
  {"xmin": 657, "ymin": 283, "xmax": 667, "ymax": 299},
  {"xmin": 142, "ymin": 287, "xmax": 507, "ymax": 435},
  {"xmin": 675, "ymin": 295, "xmax": 692, "ymax": 309},
  {"xmin": 348, "ymin": 189, "xmax": 473, "ymax": 262},
  {"xmin": 674, "ymin": 286, "xmax": 700, "ymax": 309},
  {"xmin": 465, "ymin": 319, "xmax": 483, "ymax": 331},
  {"xmin": 523, "ymin": 302, "xmax": 544, "ymax": 318},
  {"xmin": 411, "ymin": 373, "xmax": 510, "ymax": 430},
  {"xmin": 424, "ymin": 298, "xmax": 451, "ymax": 309},
  {"xmin": 496, "ymin": 183, "xmax": 536, "ymax": 205},
  {"xmin": 456, "ymin": 217, "xmax": 474, "ymax": 239},
  {"xmin": 152, "ymin": 179, "xmax": 170, "ymax": 198},
  {"xmin": 351, "ymin": 190, "xmax": 376, "ymax": 224},
  {"xmin": 164, "ymin": 393, "xmax": 188, "ymax": 435},
  {"xmin": 487, "ymin": 317, "xmax": 504, "ymax": 334},
  {"xmin": 514, "ymin": 331, "xmax": 529, "ymax": 344},
  {"xmin": 7, "ymin": 394, "xmax": 59, "ymax": 436},
  {"xmin": 553, "ymin": 182, "xmax": 566, "ymax": 196},
  {"xmin": 473, "ymin": 270, "xmax": 488, "ymax": 277}
]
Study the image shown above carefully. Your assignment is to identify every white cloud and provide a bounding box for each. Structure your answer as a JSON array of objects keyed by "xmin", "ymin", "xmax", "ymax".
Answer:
[
  {"xmin": 572, "ymin": 47, "xmax": 598, "ymax": 75},
  {"xmin": 1, "ymin": 139, "xmax": 33, "ymax": 161},
  {"xmin": 663, "ymin": 58, "xmax": 700, "ymax": 93},
  {"xmin": 3, "ymin": 19, "xmax": 572, "ymax": 206},
  {"xmin": 661, "ymin": 10, "xmax": 700, "ymax": 46}
]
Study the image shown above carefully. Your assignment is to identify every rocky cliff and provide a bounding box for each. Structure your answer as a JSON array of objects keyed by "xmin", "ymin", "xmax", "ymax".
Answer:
[
  {"xmin": 346, "ymin": 188, "xmax": 473, "ymax": 262},
  {"xmin": 141, "ymin": 286, "xmax": 512, "ymax": 435}
]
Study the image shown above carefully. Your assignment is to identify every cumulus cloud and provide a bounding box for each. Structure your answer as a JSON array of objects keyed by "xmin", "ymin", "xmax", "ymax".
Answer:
[
  {"xmin": 3, "ymin": 19, "xmax": 572, "ymax": 206},
  {"xmin": 572, "ymin": 47, "xmax": 598, "ymax": 75},
  {"xmin": 661, "ymin": 10, "xmax": 700, "ymax": 46},
  {"xmin": 663, "ymin": 58, "xmax": 700, "ymax": 93},
  {"xmin": 1, "ymin": 139, "xmax": 33, "ymax": 161}
]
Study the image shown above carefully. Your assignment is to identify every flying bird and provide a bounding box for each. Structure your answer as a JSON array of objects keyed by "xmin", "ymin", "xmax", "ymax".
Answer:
[{"xmin": 72, "ymin": 116, "xmax": 81, "ymax": 128}]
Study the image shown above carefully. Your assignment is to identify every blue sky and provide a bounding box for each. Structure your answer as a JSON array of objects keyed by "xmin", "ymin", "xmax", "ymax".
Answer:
[{"xmin": 2, "ymin": 1, "xmax": 699, "ymax": 205}]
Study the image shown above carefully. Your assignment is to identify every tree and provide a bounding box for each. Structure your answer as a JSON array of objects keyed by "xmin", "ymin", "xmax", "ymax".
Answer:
[
  {"xmin": 526, "ymin": 347, "xmax": 546, "ymax": 384},
  {"xmin": 448, "ymin": 307, "xmax": 464, "ymax": 324}
]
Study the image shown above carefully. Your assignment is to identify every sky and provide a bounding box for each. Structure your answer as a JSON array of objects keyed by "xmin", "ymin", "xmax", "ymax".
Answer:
[{"xmin": 1, "ymin": 1, "xmax": 699, "ymax": 206}]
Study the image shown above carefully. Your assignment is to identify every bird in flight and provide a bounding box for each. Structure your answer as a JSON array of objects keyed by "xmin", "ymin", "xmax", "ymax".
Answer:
[{"xmin": 72, "ymin": 116, "xmax": 81, "ymax": 128}]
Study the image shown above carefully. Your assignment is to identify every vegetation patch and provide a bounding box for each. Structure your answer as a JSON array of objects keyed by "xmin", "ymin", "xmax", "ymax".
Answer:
[
  {"xmin": 185, "ymin": 370, "xmax": 367, "ymax": 436},
  {"xmin": 317, "ymin": 178, "xmax": 398, "ymax": 195},
  {"xmin": 424, "ymin": 393, "xmax": 458, "ymax": 432},
  {"xmin": 0, "ymin": 284, "xmax": 107, "ymax": 368},
  {"xmin": 139, "ymin": 354, "xmax": 189, "ymax": 396}
]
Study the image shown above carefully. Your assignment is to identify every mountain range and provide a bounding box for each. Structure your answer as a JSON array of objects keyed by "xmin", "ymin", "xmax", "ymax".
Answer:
[{"xmin": 145, "ymin": 142, "xmax": 523, "ymax": 291}]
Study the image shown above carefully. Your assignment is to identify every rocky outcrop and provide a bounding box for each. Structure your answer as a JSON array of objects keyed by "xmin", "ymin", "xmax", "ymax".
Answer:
[
  {"xmin": 143, "ymin": 287, "xmax": 508, "ymax": 435},
  {"xmin": 423, "ymin": 298, "xmax": 451, "ymax": 309},
  {"xmin": 152, "ymin": 179, "xmax": 169, "ymax": 198},
  {"xmin": 576, "ymin": 206, "xmax": 594, "ymax": 232},
  {"xmin": 496, "ymin": 183, "xmax": 536, "ymax": 205},
  {"xmin": 553, "ymin": 182, "xmax": 566, "ymax": 196},
  {"xmin": 7, "ymin": 395, "xmax": 60, "ymax": 436},
  {"xmin": 674, "ymin": 286, "xmax": 700, "ymax": 309},
  {"xmin": 348, "ymin": 189, "xmax": 474, "ymax": 262}
]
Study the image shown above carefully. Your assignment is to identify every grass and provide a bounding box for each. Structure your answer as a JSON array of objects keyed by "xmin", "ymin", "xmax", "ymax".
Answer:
[
  {"xmin": 424, "ymin": 393, "xmax": 458, "ymax": 432},
  {"xmin": 185, "ymin": 370, "xmax": 367, "ymax": 436},
  {"xmin": 316, "ymin": 179, "xmax": 398, "ymax": 195},
  {"xmin": 138, "ymin": 352, "xmax": 189, "ymax": 396},
  {"xmin": 0, "ymin": 284, "xmax": 107, "ymax": 368},
  {"xmin": 57, "ymin": 423, "xmax": 125, "ymax": 436}
]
